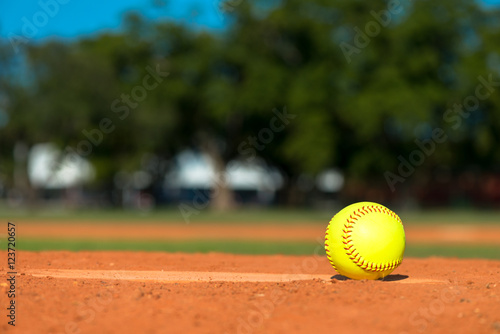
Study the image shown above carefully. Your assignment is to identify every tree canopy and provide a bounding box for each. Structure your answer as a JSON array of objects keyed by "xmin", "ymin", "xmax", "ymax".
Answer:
[{"xmin": 2, "ymin": 0, "xmax": 500, "ymax": 207}]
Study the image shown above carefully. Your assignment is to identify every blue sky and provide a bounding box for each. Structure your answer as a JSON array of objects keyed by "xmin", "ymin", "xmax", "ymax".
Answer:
[
  {"xmin": 0, "ymin": 0, "xmax": 227, "ymax": 40},
  {"xmin": 1, "ymin": 0, "xmax": 500, "ymax": 41}
]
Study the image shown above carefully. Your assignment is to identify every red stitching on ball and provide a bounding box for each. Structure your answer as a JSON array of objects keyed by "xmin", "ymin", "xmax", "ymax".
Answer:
[
  {"xmin": 325, "ymin": 220, "xmax": 338, "ymax": 270},
  {"xmin": 341, "ymin": 204, "xmax": 403, "ymax": 272},
  {"xmin": 325, "ymin": 205, "xmax": 403, "ymax": 275}
]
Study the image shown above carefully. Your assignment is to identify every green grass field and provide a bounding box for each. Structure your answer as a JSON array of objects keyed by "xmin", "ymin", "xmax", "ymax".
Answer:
[
  {"xmin": 1, "ymin": 207, "xmax": 499, "ymax": 259},
  {"xmin": 6, "ymin": 238, "xmax": 500, "ymax": 260},
  {"xmin": 1, "ymin": 206, "xmax": 500, "ymax": 224}
]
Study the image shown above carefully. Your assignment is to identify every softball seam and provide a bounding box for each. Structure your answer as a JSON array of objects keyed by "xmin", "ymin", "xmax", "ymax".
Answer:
[
  {"xmin": 324, "ymin": 230, "xmax": 336, "ymax": 271},
  {"xmin": 325, "ymin": 205, "xmax": 403, "ymax": 273}
]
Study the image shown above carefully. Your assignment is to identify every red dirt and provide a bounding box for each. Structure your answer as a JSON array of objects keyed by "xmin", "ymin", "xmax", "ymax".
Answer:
[
  {"xmin": 17, "ymin": 222, "xmax": 500, "ymax": 244},
  {"xmin": 1, "ymin": 251, "xmax": 500, "ymax": 334}
]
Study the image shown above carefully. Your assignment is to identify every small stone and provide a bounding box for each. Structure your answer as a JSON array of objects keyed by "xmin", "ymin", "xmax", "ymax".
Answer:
[{"xmin": 133, "ymin": 289, "xmax": 144, "ymax": 300}]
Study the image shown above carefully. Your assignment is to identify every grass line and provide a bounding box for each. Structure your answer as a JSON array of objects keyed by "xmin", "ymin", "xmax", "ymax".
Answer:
[
  {"xmin": 7, "ymin": 238, "xmax": 500, "ymax": 259},
  {"xmin": 404, "ymin": 244, "xmax": 500, "ymax": 259},
  {"xmin": 1, "ymin": 207, "xmax": 500, "ymax": 224},
  {"xmin": 10, "ymin": 239, "xmax": 321, "ymax": 255}
]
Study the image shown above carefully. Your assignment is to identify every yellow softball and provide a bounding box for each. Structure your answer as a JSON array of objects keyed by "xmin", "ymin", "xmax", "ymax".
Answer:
[{"xmin": 325, "ymin": 202, "xmax": 405, "ymax": 280}]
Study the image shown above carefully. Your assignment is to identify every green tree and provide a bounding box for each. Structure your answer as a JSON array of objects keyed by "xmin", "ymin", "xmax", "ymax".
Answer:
[{"xmin": 3, "ymin": 0, "xmax": 500, "ymax": 208}]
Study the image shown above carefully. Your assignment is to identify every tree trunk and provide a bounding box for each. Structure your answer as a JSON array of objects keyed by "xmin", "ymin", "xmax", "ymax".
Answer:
[
  {"xmin": 199, "ymin": 133, "xmax": 237, "ymax": 211},
  {"xmin": 211, "ymin": 175, "xmax": 236, "ymax": 211},
  {"xmin": 12, "ymin": 141, "xmax": 38, "ymax": 208}
]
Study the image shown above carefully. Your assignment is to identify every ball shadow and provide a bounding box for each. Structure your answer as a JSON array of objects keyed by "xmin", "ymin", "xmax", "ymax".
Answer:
[
  {"xmin": 329, "ymin": 274, "xmax": 409, "ymax": 282},
  {"xmin": 380, "ymin": 274, "xmax": 409, "ymax": 282}
]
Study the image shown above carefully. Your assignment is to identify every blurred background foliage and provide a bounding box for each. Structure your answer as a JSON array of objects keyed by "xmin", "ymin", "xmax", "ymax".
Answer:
[{"xmin": 1, "ymin": 0, "xmax": 500, "ymax": 210}]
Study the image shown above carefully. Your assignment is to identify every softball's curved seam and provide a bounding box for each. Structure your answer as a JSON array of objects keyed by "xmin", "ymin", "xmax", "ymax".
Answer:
[
  {"xmin": 325, "ymin": 223, "xmax": 336, "ymax": 271},
  {"xmin": 341, "ymin": 205, "xmax": 403, "ymax": 272}
]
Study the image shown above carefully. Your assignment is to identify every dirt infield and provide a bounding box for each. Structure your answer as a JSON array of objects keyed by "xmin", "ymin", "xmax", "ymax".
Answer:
[
  {"xmin": 2, "ymin": 222, "xmax": 500, "ymax": 333},
  {"xmin": 1, "ymin": 252, "xmax": 500, "ymax": 334},
  {"xmin": 16, "ymin": 222, "xmax": 500, "ymax": 244}
]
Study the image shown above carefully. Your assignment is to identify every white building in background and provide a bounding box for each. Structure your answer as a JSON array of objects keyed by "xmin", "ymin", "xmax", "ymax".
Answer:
[
  {"xmin": 316, "ymin": 169, "xmax": 344, "ymax": 193},
  {"xmin": 25, "ymin": 145, "xmax": 341, "ymax": 206},
  {"xmin": 164, "ymin": 150, "xmax": 285, "ymax": 204},
  {"xmin": 27, "ymin": 143, "xmax": 95, "ymax": 189}
]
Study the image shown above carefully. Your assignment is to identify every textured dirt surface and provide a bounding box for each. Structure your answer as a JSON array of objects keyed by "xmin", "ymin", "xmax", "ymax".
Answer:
[
  {"xmin": 1, "ymin": 251, "xmax": 500, "ymax": 334},
  {"xmin": 17, "ymin": 222, "xmax": 500, "ymax": 244}
]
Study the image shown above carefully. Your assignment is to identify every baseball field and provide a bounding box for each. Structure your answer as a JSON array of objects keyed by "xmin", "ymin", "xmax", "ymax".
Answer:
[{"xmin": 1, "ymin": 209, "xmax": 500, "ymax": 334}]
